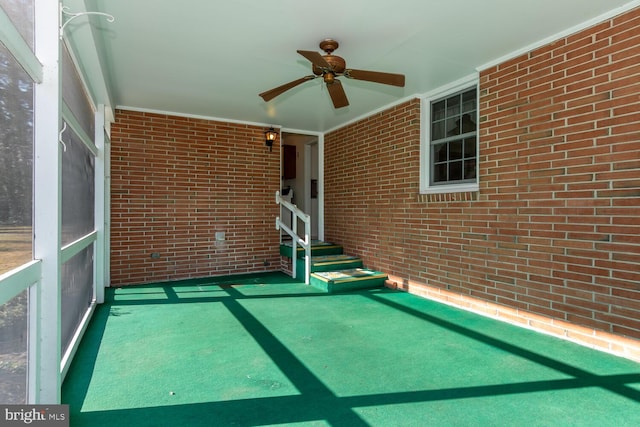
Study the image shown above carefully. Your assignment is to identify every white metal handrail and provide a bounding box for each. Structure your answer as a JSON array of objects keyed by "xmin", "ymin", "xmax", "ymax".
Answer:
[{"xmin": 275, "ymin": 191, "xmax": 311, "ymax": 284}]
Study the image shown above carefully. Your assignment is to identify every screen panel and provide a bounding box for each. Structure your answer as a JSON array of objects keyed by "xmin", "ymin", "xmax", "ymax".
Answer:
[
  {"xmin": 0, "ymin": 288, "xmax": 28, "ymax": 404},
  {"xmin": 61, "ymin": 244, "xmax": 94, "ymax": 354},
  {"xmin": 0, "ymin": 0, "xmax": 34, "ymax": 50},
  {"xmin": 61, "ymin": 125, "xmax": 95, "ymax": 246},
  {"xmin": 0, "ymin": 42, "xmax": 34, "ymax": 274},
  {"xmin": 61, "ymin": 44, "xmax": 95, "ymax": 139}
]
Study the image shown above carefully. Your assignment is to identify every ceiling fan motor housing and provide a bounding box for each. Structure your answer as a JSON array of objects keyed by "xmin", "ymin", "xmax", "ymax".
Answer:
[{"xmin": 312, "ymin": 54, "xmax": 346, "ymax": 77}]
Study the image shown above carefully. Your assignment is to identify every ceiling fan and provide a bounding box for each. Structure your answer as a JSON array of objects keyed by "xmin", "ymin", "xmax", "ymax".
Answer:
[{"xmin": 259, "ymin": 39, "xmax": 405, "ymax": 109}]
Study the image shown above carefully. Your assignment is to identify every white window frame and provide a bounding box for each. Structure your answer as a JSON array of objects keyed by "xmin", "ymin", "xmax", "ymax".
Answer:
[{"xmin": 420, "ymin": 74, "xmax": 480, "ymax": 194}]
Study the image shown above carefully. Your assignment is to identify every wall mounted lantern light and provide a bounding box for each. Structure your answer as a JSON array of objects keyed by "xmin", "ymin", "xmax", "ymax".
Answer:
[{"xmin": 265, "ymin": 127, "xmax": 278, "ymax": 152}]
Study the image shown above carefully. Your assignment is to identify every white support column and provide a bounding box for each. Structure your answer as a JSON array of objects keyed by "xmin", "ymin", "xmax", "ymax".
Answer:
[
  {"xmin": 317, "ymin": 134, "xmax": 325, "ymax": 241},
  {"xmin": 32, "ymin": 0, "xmax": 62, "ymax": 403},
  {"xmin": 292, "ymin": 217, "xmax": 297, "ymax": 280},
  {"xmin": 104, "ymin": 126, "xmax": 112, "ymax": 288},
  {"xmin": 94, "ymin": 105, "xmax": 106, "ymax": 303}
]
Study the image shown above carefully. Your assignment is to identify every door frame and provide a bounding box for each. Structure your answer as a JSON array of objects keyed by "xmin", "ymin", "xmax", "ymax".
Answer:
[{"xmin": 281, "ymin": 129, "xmax": 323, "ymax": 241}]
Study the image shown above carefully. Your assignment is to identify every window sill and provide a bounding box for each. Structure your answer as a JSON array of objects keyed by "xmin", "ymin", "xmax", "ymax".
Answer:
[{"xmin": 420, "ymin": 182, "xmax": 479, "ymax": 195}]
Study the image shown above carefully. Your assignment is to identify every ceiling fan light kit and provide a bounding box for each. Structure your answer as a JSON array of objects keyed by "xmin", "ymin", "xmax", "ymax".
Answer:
[{"xmin": 259, "ymin": 39, "xmax": 405, "ymax": 109}]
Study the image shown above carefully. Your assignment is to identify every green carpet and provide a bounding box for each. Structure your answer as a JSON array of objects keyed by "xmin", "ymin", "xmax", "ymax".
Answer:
[{"xmin": 62, "ymin": 272, "xmax": 640, "ymax": 426}]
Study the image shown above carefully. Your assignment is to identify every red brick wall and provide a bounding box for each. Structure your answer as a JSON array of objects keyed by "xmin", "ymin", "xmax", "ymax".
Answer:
[
  {"xmin": 325, "ymin": 8, "xmax": 640, "ymax": 339},
  {"xmin": 110, "ymin": 110, "xmax": 281, "ymax": 285}
]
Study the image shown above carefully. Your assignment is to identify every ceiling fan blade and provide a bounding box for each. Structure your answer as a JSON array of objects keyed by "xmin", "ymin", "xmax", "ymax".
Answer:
[
  {"xmin": 327, "ymin": 80, "xmax": 349, "ymax": 109},
  {"xmin": 345, "ymin": 69, "xmax": 405, "ymax": 87},
  {"xmin": 259, "ymin": 75, "xmax": 316, "ymax": 102},
  {"xmin": 297, "ymin": 50, "xmax": 332, "ymax": 70}
]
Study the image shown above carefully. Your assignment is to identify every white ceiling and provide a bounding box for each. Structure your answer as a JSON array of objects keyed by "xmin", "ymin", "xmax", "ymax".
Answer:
[{"xmin": 65, "ymin": 0, "xmax": 637, "ymax": 133}]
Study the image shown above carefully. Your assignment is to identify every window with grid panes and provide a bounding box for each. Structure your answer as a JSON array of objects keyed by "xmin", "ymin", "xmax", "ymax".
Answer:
[{"xmin": 430, "ymin": 87, "xmax": 477, "ymax": 185}]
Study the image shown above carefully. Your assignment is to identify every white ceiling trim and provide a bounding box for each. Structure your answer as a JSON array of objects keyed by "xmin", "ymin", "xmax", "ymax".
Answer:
[
  {"xmin": 324, "ymin": 93, "xmax": 421, "ymax": 134},
  {"xmin": 115, "ymin": 105, "xmax": 282, "ymax": 131},
  {"xmin": 417, "ymin": 74, "xmax": 479, "ymax": 101},
  {"xmin": 477, "ymin": 0, "xmax": 640, "ymax": 72},
  {"xmin": 281, "ymin": 128, "xmax": 323, "ymax": 138},
  {"xmin": 323, "ymin": 72, "xmax": 481, "ymax": 134}
]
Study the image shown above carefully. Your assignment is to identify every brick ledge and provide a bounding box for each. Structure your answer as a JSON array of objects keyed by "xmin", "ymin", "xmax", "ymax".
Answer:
[{"xmin": 385, "ymin": 275, "xmax": 640, "ymax": 364}]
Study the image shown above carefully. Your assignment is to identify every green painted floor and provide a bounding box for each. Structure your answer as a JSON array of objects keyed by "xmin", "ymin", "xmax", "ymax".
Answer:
[{"xmin": 62, "ymin": 272, "xmax": 640, "ymax": 426}]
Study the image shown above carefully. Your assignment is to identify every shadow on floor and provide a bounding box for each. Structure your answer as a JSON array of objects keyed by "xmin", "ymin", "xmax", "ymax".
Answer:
[{"xmin": 63, "ymin": 272, "xmax": 640, "ymax": 426}]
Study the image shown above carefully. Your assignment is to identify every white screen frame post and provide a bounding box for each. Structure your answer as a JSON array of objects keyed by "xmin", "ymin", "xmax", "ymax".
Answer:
[{"xmin": 32, "ymin": 0, "xmax": 63, "ymax": 403}]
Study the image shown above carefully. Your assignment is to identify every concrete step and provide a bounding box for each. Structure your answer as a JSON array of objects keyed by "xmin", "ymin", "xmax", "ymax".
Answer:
[
  {"xmin": 280, "ymin": 240, "xmax": 343, "ymax": 258},
  {"xmin": 294, "ymin": 254, "xmax": 364, "ymax": 280},
  {"xmin": 310, "ymin": 268, "xmax": 387, "ymax": 293}
]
